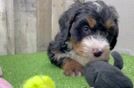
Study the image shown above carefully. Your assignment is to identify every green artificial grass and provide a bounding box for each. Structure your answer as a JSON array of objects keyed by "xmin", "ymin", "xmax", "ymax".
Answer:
[
  {"xmin": 0, "ymin": 53, "xmax": 88, "ymax": 88},
  {"xmin": 0, "ymin": 52, "xmax": 134, "ymax": 88}
]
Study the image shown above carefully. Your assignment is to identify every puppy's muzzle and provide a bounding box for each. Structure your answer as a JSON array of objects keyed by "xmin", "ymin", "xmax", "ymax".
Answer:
[{"xmin": 81, "ymin": 35, "xmax": 110, "ymax": 58}]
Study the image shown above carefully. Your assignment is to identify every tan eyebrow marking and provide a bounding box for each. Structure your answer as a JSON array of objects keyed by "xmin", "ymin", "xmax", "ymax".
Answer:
[
  {"xmin": 87, "ymin": 17, "xmax": 96, "ymax": 28},
  {"xmin": 105, "ymin": 19, "xmax": 114, "ymax": 29}
]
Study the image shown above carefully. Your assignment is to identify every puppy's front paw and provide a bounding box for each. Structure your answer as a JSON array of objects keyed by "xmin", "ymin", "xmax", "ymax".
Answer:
[{"xmin": 62, "ymin": 59, "xmax": 83, "ymax": 76}]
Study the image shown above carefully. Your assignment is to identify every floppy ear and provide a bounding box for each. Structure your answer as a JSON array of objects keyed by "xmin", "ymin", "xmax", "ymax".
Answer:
[
  {"xmin": 58, "ymin": 3, "xmax": 81, "ymax": 43},
  {"xmin": 109, "ymin": 20, "xmax": 119, "ymax": 50},
  {"xmin": 110, "ymin": 36, "xmax": 117, "ymax": 50},
  {"xmin": 108, "ymin": 6, "xmax": 119, "ymax": 50}
]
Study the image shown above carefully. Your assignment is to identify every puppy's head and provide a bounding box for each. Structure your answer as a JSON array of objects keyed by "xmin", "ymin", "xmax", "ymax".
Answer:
[{"xmin": 59, "ymin": 1, "xmax": 119, "ymax": 61}]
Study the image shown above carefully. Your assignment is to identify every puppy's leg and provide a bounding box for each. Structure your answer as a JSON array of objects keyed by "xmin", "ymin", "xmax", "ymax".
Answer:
[
  {"xmin": 62, "ymin": 58, "xmax": 83, "ymax": 76},
  {"xmin": 48, "ymin": 43, "xmax": 83, "ymax": 76}
]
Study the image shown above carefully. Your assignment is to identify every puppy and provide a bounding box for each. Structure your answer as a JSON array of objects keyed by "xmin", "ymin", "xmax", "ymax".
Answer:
[
  {"xmin": 84, "ymin": 51, "xmax": 133, "ymax": 88},
  {"xmin": 48, "ymin": 0, "xmax": 119, "ymax": 76}
]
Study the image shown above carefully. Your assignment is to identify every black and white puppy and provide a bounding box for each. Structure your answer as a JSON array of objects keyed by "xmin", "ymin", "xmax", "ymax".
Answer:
[
  {"xmin": 48, "ymin": 0, "xmax": 119, "ymax": 76},
  {"xmin": 84, "ymin": 51, "xmax": 133, "ymax": 88}
]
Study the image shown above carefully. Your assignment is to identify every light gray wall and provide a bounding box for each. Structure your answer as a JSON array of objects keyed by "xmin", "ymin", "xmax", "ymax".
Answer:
[{"xmin": 109, "ymin": 0, "xmax": 134, "ymax": 55}]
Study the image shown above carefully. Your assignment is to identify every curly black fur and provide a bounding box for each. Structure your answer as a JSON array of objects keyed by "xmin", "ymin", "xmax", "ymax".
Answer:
[{"xmin": 47, "ymin": 0, "xmax": 119, "ymax": 67}]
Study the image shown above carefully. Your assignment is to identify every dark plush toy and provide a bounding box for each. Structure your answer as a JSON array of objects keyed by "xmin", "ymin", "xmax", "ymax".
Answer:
[{"xmin": 84, "ymin": 51, "xmax": 133, "ymax": 88}]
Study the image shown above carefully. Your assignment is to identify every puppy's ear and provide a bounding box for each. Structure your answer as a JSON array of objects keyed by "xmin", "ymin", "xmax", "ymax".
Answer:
[
  {"xmin": 108, "ymin": 6, "xmax": 119, "ymax": 50},
  {"xmin": 58, "ymin": 3, "xmax": 80, "ymax": 42},
  {"xmin": 110, "ymin": 23, "xmax": 119, "ymax": 50},
  {"xmin": 110, "ymin": 23, "xmax": 118, "ymax": 50},
  {"xmin": 110, "ymin": 33, "xmax": 118, "ymax": 50}
]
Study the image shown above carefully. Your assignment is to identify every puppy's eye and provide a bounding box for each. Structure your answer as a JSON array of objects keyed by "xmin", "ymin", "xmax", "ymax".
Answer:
[{"xmin": 82, "ymin": 25, "xmax": 90, "ymax": 32}]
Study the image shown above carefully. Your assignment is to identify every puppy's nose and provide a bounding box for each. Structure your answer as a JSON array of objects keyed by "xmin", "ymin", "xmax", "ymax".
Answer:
[{"xmin": 92, "ymin": 48, "xmax": 103, "ymax": 57}]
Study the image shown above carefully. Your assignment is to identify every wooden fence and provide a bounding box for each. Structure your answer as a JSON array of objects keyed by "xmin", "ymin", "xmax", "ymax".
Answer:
[{"xmin": 0, "ymin": 0, "xmax": 84, "ymax": 55}]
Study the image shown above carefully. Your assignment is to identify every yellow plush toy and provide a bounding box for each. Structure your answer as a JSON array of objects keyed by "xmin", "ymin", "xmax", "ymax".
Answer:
[{"xmin": 23, "ymin": 75, "xmax": 56, "ymax": 88}]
